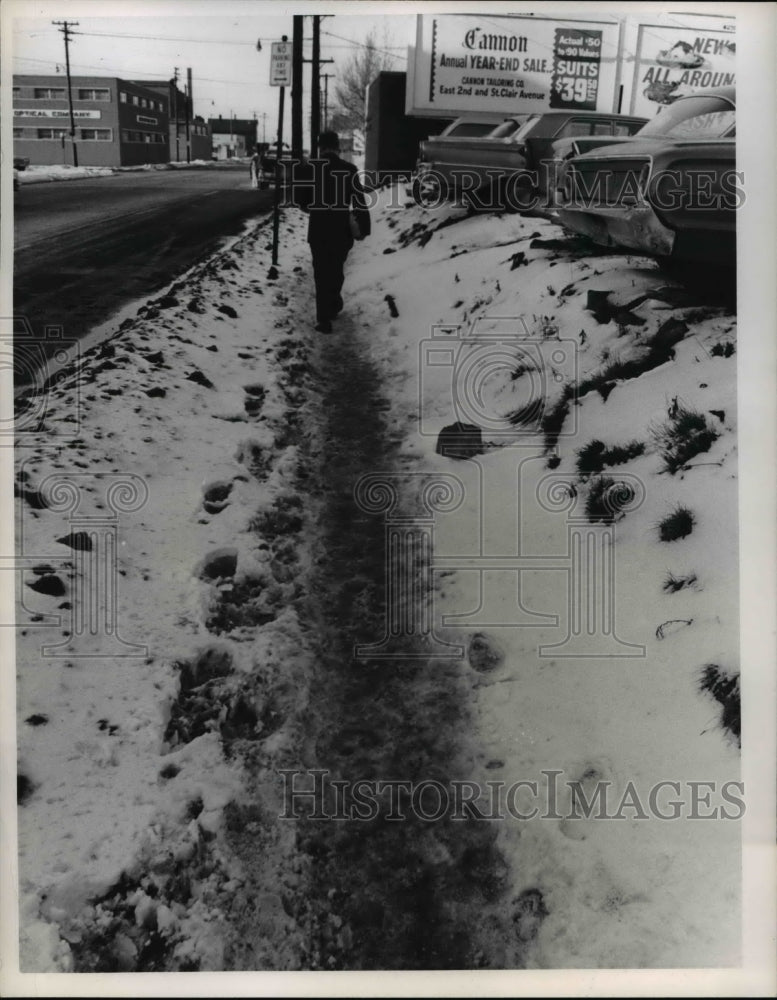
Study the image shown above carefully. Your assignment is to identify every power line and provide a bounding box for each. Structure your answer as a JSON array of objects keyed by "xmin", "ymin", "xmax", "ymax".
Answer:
[
  {"xmin": 51, "ymin": 28, "xmax": 280, "ymax": 46},
  {"xmin": 13, "ymin": 54, "xmax": 266, "ymax": 88},
  {"xmin": 320, "ymin": 29, "xmax": 406, "ymax": 60}
]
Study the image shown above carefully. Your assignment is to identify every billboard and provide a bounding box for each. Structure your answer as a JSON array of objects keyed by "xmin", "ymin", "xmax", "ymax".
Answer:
[
  {"xmin": 407, "ymin": 13, "xmax": 623, "ymax": 117},
  {"xmin": 621, "ymin": 14, "xmax": 736, "ymax": 118}
]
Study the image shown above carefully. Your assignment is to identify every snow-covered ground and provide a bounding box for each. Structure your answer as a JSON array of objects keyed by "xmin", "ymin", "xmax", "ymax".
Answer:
[
  {"xmin": 16, "ymin": 160, "xmax": 227, "ymax": 184},
  {"xmin": 11, "ymin": 186, "xmax": 745, "ymax": 977}
]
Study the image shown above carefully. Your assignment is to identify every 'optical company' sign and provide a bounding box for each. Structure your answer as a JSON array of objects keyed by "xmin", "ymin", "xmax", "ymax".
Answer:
[
  {"xmin": 408, "ymin": 13, "xmax": 621, "ymax": 116},
  {"xmin": 14, "ymin": 108, "xmax": 102, "ymax": 119}
]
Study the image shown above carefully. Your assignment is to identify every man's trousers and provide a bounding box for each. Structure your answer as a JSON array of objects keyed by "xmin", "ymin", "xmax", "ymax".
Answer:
[{"xmin": 310, "ymin": 239, "xmax": 352, "ymax": 324}]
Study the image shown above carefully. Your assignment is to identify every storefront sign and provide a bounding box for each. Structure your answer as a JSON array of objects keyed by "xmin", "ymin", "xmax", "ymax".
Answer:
[{"xmin": 14, "ymin": 108, "xmax": 102, "ymax": 119}]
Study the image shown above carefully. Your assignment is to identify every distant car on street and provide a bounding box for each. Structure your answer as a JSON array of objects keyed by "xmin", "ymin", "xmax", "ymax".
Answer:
[
  {"xmin": 556, "ymin": 87, "xmax": 736, "ymax": 264},
  {"xmin": 14, "ymin": 156, "xmax": 30, "ymax": 171},
  {"xmin": 415, "ymin": 110, "xmax": 647, "ymax": 210}
]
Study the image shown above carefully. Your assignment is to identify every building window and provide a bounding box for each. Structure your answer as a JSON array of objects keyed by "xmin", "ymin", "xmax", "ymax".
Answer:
[
  {"xmin": 34, "ymin": 87, "xmax": 66, "ymax": 99},
  {"xmin": 121, "ymin": 129, "xmax": 164, "ymax": 144},
  {"xmin": 120, "ymin": 92, "xmax": 128, "ymax": 103},
  {"xmin": 78, "ymin": 88, "xmax": 110, "ymax": 101},
  {"xmin": 36, "ymin": 128, "xmax": 68, "ymax": 139},
  {"xmin": 13, "ymin": 127, "xmax": 24, "ymax": 138},
  {"xmin": 13, "ymin": 87, "xmax": 21, "ymax": 95},
  {"xmin": 137, "ymin": 114, "xmax": 158, "ymax": 125},
  {"xmin": 80, "ymin": 128, "xmax": 112, "ymax": 141},
  {"xmin": 131, "ymin": 95, "xmax": 139, "ymax": 106}
]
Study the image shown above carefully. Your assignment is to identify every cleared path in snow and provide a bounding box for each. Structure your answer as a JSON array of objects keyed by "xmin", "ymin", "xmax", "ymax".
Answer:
[{"xmin": 225, "ymin": 311, "xmax": 515, "ymax": 969}]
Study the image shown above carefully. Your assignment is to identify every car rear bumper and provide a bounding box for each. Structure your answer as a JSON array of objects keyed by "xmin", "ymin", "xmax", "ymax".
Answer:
[{"xmin": 556, "ymin": 204, "xmax": 676, "ymax": 257}]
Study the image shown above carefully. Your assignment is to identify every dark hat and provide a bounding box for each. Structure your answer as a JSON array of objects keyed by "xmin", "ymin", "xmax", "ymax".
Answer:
[{"xmin": 318, "ymin": 130, "xmax": 340, "ymax": 151}]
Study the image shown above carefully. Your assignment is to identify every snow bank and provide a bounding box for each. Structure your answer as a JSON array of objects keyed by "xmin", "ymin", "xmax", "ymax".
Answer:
[
  {"xmin": 15, "ymin": 211, "xmax": 319, "ymax": 971},
  {"xmin": 17, "ymin": 160, "xmax": 237, "ymax": 185},
  {"xmin": 339, "ymin": 187, "xmax": 741, "ymax": 968},
  {"xmin": 17, "ymin": 164, "xmax": 116, "ymax": 184}
]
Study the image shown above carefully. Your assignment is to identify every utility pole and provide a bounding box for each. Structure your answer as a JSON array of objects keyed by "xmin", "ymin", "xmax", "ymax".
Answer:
[
  {"xmin": 172, "ymin": 67, "xmax": 180, "ymax": 161},
  {"xmin": 291, "ymin": 15, "xmax": 304, "ymax": 160},
  {"xmin": 310, "ymin": 15, "xmax": 320, "ymax": 158},
  {"xmin": 303, "ymin": 15, "xmax": 333, "ymax": 156},
  {"xmin": 185, "ymin": 68, "xmax": 192, "ymax": 163},
  {"xmin": 321, "ymin": 73, "xmax": 333, "ymax": 132},
  {"xmin": 53, "ymin": 20, "xmax": 79, "ymax": 167}
]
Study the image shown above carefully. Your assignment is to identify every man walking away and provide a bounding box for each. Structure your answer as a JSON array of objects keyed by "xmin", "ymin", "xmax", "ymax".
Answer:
[{"xmin": 293, "ymin": 131, "xmax": 371, "ymax": 333}]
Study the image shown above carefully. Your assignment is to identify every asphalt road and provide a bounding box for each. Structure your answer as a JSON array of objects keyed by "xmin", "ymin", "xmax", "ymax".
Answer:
[{"xmin": 14, "ymin": 165, "xmax": 273, "ymax": 384}]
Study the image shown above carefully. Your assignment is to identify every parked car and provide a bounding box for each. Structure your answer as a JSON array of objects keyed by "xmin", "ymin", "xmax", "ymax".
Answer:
[
  {"xmin": 555, "ymin": 87, "xmax": 736, "ymax": 264},
  {"xmin": 259, "ymin": 143, "xmax": 294, "ymax": 188},
  {"xmin": 14, "ymin": 156, "xmax": 30, "ymax": 171},
  {"xmin": 547, "ymin": 127, "xmax": 652, "ymax": 208},
  {"xmin": 415, "ymin": 111, "xmax": 647, "ymax": 210}
]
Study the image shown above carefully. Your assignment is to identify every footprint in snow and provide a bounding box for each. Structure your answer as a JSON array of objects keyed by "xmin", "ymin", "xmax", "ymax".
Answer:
[
  {"xmin": 512, "ymin": 888, "xmax": 549, "ymax": 943},
  {"xmin": 243, "ymin": 383, "xmax": 265, "ymax": 417},
  {"xmin": 186, "ymin": 370, "xmax": 214, "ymax": 389},
  {"xmin": 202, "ymin": 480, "xmax": 233, "ymax": 515},
  {"xmin": 196, "ymin": 547, "xmax": 238, "ymax": 581}
]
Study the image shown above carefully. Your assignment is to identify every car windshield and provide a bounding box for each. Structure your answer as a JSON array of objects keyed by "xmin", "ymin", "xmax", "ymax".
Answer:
[
  {"xmin": 637, "ymin": 95, "xmax": 735, "ymax": 139},
  {"xmin": 490, "ymin": 115, "xmax": 535, "ymax": 139}
]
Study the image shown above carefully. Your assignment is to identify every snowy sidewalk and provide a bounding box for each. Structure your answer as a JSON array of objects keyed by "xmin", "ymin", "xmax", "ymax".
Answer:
[{"xmin": 14, "ymin": 189, "xmax": 741, "ymax": 971}]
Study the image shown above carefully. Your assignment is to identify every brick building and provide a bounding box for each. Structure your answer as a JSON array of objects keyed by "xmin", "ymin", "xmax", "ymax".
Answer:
[
  {"xmin": 131, "ymin": 79, "xmax": 212, "ymax": 162},
  {"xmin": 12, "ymin": 75, "xmax": 170, "ymax": 167}
]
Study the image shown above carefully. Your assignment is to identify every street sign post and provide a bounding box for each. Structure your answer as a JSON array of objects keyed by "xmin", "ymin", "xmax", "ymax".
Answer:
[
  {"xmin": 269, "ymin": 38, "xmax": 291, "ymax": 269},
  {"xmin": 270, "ymin": 40, "xmax": 292, "ymax": 87}
]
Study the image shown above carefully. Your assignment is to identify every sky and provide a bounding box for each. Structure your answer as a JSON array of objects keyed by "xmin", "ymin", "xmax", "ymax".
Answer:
[{"xmin": 10, "ymin": 2, "xmax": 417, "ymax": 143}]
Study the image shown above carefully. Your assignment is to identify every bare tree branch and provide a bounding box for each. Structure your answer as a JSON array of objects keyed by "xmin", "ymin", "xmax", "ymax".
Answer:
[{"xmin": 330, "ymin": 28, "xmax": 395, "ymax": 137}]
